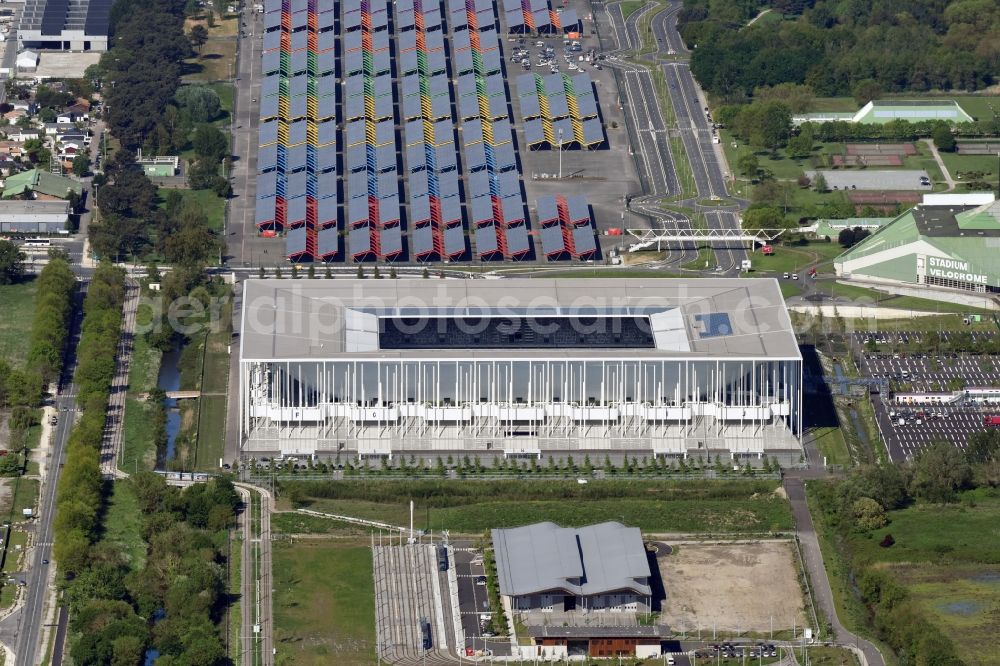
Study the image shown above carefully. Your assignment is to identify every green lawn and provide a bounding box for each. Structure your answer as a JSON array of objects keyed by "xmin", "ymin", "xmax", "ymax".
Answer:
[
  {"xmin": 195, "ymin": 395, "xmax": 227, "ymax": 470},
  {"xmin": 838, "ymin": 314, "xmax": 995, "ymax": 333},
  {"xmin": 184, "ymin": 34, "xmax": 238, "ymax": 84},
  {"xmin": 818, "ymin": 281, "xmax": 993, "ymax": 314},
  {"xmin": 209, "ymin": 82, "xmax": 234, "ymax": 123},
  {"xmin": 937, "ymin": 151, "xmax": 997, "ymax": 182},
  {"xmin": 271, "ymin": 512, "xmax": 372, "ymax": 536},
  {"xmin": 806, "ymin": 646, "xmax": 860, "ymax": 666},
  {"xmin": 0, "ymin": 280, "xmax": 38, "ymax": 367},
  {"xmin": 619, "ymin": 0, "xmax": 645, "ymax": 19},
  {"xmin": 159, "ymin": 188, "xmax": 228, "ymax": 234},
  {"xmin": 286, "ymin": 480, "xmax": 793, "ymax": 534},
  {"xmin": 953, "ymin": 96, "xmax": 1000, "ymax": 122},
  {"xmin": 273, "ymin": 541, "xmax": 376, "ymax": 666},
  {"xmin": 807, "ymin": 98, "xmax": 858, "ymax": 113},
  {"xmin": 681, "ymin": 246, "xmax": 713, "ymax": 270},
  {"xmin": 10, "ymin": 478, "xmax": 38, "ymax": 522},
  {"xmin": 810, "ymin": 426, "xmax": 850, "ymax": 466},
  {"xmin": 103, "ymin": 481, "xmax": 146, "ymax": 571},
  {"xmin": 121, "ymin": 327, "xmax": 163, "ymax": 473}
]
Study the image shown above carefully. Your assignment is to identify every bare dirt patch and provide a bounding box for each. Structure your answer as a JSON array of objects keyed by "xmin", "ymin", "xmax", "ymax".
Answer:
[{"xmin": 658, "ymin": 541, "xmax": 807, "ymax": 633}]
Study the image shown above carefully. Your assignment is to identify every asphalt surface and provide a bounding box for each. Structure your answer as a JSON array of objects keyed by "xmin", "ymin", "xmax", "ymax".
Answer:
[
  {"xmin": 783, "ymin": 477, "xmax": 885, "ymax": 666},
  {"xmin": 0, "ymin": 287, "xmax": 86, "ymax": 665}
]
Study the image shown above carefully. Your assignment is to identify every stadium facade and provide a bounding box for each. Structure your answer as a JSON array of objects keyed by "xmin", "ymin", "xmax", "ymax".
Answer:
[
  {"xmin": 238, "ymin": 279, "xmax": 803, "ymax": 461},
  {"xmin": 835, "ymin": 194, "xmax": 1000, "ymax": 294}
]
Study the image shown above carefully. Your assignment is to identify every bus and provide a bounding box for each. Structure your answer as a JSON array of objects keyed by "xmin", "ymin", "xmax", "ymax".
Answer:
[
  {"xmin": 22, "ymin": 239, "xmax": 51, "ymax": 249},
  {"xmin": 437, "ymin": 545, "xmax": 448, "ymax": 572}
]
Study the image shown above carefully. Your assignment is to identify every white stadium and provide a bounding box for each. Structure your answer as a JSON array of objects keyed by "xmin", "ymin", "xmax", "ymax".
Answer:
[{"xmin": 238, "ymin": 278, "xmax": 803, "ymax": 462}]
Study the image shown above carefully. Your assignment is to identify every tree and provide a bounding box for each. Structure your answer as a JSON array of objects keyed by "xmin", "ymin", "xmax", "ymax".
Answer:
[
  {"xmin": 72, "ymin": 153, "xmax": 91, "ymax": 177},
  {"xmin": 932, "ymin": 123, "xmax": 956, "ymax": 152},
  {"xmin": 813, "ymin": 172, "xmax": 828, "ymax": 192},
  {"xmin": 174, "ymin": 84, "xmax": 221, "ymax": 123},
  {"xmin": 785, "ymin": 127, "xmax": 814, "ymax": 159},
  {"xmin": 966, "ymin": 429, "xmax": 1000, "ymax": 464},
  {"xmin": 189, "ymin": 24, "xmax": 209, "ymax": 53},
  {"xmin": 852, "ymin": 497, "xmax": 888, "ymax": 531},
  {"xmin": 851, "ymin": 79, "xmax": 882, "ymax": 106},
  {"xmin": 736, "ymin": 151, "xmax": 759, "ymax": 179},
  {"xmin": 0, "ymin": 240, "xmax": 25, "ymax": 284},
  {"xmin": 910, "ymin": 441, "xmax": 972, "ymax": 503},
  {"xmin": 191, "ymin": 124, "xmax": 228, "ymax": 162},
  {"xmin": 838, "ymin": 228, "xmax": 857, "ymax": 247},
  {"xmin": 742, "ymin": 206, "xmax": 787, "ymax": 231}
]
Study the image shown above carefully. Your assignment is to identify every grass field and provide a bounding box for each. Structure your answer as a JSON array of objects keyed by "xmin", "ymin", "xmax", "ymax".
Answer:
[
  {"xmin": 751, "ymin": 241, "xmax": 845, "ymax": 274},
  {"xmin": 271, "ymin": 512, "xmax": 372, "ymax": 536},
  {"xmin": 819, "ymin": 281, "xmax": 994, "ymax": 314},
  {"xmin": 810, "ymin": 426, "xmax": 850, "ymax": 466},
  {"xmin": 0, "ymin": 280, "xmax": 38, "ymax": 367},
  {"xmin": 806, "ymin": 646, "xmax": 860, "ymax": 666},
  {"xmin": 103, "ymin": 481, "xmax": 146, "ymax": 571},
  {"xmin": 285, "ymin": 480, "xmax": 793, "ymax": 534},
  {"xmin": 194, "ymin": 309, "xmax": 231, "ymax": 471},
  {"xmin": 807, "ymin": 98, "xmax": 858, "ymax": 113},
  {"xmin": 953, "ymin": 96, "xmax": 1000, "ymax": 122},
  {"xmin": 159, "ymin": 188, "xmax": 227, "ymax": 234},
  {"xmin": 10, "ymin": 478, "xmax": 38, "ymax": 522},
  {"xmin": 619, "ymin": 0, "xmax": 645, "ymax": 19},
  {"xmin": 837, "ymin": 314, "xmax": 995, "ymax": 333},
  {"xmin": 121, "ymin": 328, "xmax": 163, "ymax": 473},
  {"xmin": 273, "ymin": 541, "xmax": 376, "ymax": 666},
  {"xmin": 937, "ymin": 151, "xmax": 997, "ymax": 182}
]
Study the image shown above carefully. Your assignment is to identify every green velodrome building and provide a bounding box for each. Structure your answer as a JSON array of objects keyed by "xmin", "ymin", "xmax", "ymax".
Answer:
[{"xmin": 835, "ymin": 195, "xmax": 1000, "ymax": 294}]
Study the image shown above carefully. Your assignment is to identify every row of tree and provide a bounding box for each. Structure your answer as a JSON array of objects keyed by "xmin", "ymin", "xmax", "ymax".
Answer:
[
  {"xmin": 682, "ymin": 0, "xmax": 998, "ymax": 101},
  {"xmin": 0, "ymin": 256, "xmax": 76, "ymax": 409}
]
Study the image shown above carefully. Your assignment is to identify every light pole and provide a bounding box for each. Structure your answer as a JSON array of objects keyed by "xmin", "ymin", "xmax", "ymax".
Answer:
[{"xmin": 558, "ymin": 127, "xmax": 564, "ymax": 178}]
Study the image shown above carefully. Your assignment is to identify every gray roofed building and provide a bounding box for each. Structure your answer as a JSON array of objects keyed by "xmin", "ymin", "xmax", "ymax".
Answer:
[{"xmin": 492, "ymin": 522, "xmax": 651, "ymax": 600}]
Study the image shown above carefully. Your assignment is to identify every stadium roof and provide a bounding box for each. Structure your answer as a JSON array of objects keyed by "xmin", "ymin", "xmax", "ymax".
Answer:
[
  {"xmin": 492, "ymin": 522, "xmax": 651, "ymax": 598},
  {"xmin": 239, "ymin": 278, "xmax": 801, "ymax": 360}
]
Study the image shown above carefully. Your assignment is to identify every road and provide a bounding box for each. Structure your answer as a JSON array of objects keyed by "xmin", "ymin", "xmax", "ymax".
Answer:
[
  {"xmin": 236, "ymin": 484, "xmax": 274, "ymax": 666},
  {"xmin": 784, "ymin": 477, "xmax": 885, "ymax": 666},
  {"xmin": 0, "ymin": 286, "xmax": 86, "ymax": 665},
  {"xmin": 229, "ymin": 4, "xmax": 268, "ymax": 267},
  {"xmin": 652, "ymin": 1, "xmax": 749, "ymax": 273},
  {"xmin": 100, "ymin": 277, "xmax": 139, "ymax": 478}
]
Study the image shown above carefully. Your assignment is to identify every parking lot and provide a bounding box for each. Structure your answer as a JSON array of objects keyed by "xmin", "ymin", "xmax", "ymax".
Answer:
[
  {"xmin": 452, "ymin": 547, "xmax": 512, "ymax": 657},
  {"xmin": 852, "ymin": 330, "xmax": 1000, "ymax": 462}
]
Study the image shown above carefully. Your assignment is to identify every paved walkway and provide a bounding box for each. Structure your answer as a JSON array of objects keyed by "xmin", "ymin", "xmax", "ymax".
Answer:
[
  {"xmin": 923, "ymin": 138, "xmax": 957, "ymax": 190},
  {"xmin": 783, "ymin": 477, "xmax": 884, "ymax": 666}
]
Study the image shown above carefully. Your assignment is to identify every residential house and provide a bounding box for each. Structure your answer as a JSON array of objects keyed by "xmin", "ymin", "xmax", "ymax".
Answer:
[
  {"xmin": 8, "ymin": 129, "xmax": 41, "ymax": 142},
  {"xmin": 4, "ymin": 109, "xmax": 26, "ymax": 125}
]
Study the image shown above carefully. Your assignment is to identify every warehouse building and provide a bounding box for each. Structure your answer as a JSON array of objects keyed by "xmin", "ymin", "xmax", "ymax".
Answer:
[
  {"xmin": 493, "ymin": 521, "xmax": 652, "ymax": 614},
  {"xmin": 238, "ymin": 278, "xmax": 803, "ymax": 460},
  {"xmin": 0, "ymin": 200, "xmax": 69, "ymax": 233},
  {"xmin": 835, "ymin": 193, "xmax": 1000, "ymax": 294},
  {"xmin": 18, "ymin": 0, "xmax": 110, "ymax": 51}
]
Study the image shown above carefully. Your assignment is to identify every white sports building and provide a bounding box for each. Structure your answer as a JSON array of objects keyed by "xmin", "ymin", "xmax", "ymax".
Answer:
[{"xmin": 238, "ymin": 279, "xmax": 803, "ymax": 461}]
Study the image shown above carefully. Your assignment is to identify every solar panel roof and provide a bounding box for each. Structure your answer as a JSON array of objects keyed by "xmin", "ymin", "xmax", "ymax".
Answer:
[
  {"xmin": 572, "ymin": 225, "xmax": 597, "ymax": 255},
  {"xmin": 374, "ymin": 96, "xmax": 394, "ymax": 121},
  {"xmin": 425, "ymin": 29, "xmax": 445, "ymax": 50},
  {"xmin": 288, "ymin": 120, "xmax": 308, "ymax": 146},
  {"xmin": 581, "ymin": 118, "xmax": 604, "ymax": 145},
  {"xmin": 506, "ymin": 9, "xmax": 525, "ymax": 29},
  {"xmin": 317, "ymin": 30, "xmax": 337, "ymax": 53},
  {"xmin": 442, "ymin": 198, "xmax": 463, "ymax": 227},
  {"xmin": 259, "ymin": 95, "xmax": 280, "ymax": 121},
  {"xmin": 399, "ymin": 29, "xmax": 417, "ymax": 54},
  {"xmin": 343, "ymin": 10, "xmax": 361, "ymax": 30},
  {"xmin": 409, "ymin": 171, "xmax": 430, "ymax": 198},
  {"xmin": 412, "ymin": 224, "xmax": 434, "ymax": 256},
  {"xmin": 381, "ymin": 225, "xmax": 403, "ymax": 255},
  {"xmin": 349, "ymin": 225, "xmax": 373, "ymax": 255},
  {"xmin": 258, "ymin": 120, "xmax": 279, "ymax": 146},
  {"xmin": 317, "ymin": 145, "xmax": 338, "ymax": 171},
  {"xmin": 575, "ymin": 95, "xmax": 598, "ymax": 119},
  {"xmin": 470, "ymin": 195, "xmax": 494, "ymax": 224},
  {"xmin": 290, "ymin": 30, "xmax": 308, "ymax": 51},
  {"xmin": 518, "ymin": 93, "xmax": 541, "ymax": 120},
  {"xmin": 344, "ymin": 30, "xmax": 362, "ymax": 52},
  {"xmin": 286, "ymin": 226, "xmax": 308, "ymax": 256},
  {"xmin": 496, "ymin": 170, "xmax": 520, "ymax": 197},
  {"xmin": 372, "ymin": 30, "xmax": 390, "ymax": 52},
  {"xmin": 547, "ymin": 95, "xmax": 569, "ymax": 119},
  {"xmin": 475, "ymin": 224, "xmax": 500, "ymax": 254},
  {"xmin": 317, "ymin": 172, "xmax": 339, "ymax": 202},
  {"xmin": 317, "ymin": 226, "xmax": 340, "ymax": 257},
  {"xmin": 261, "ymin": 74, "xmax": 280, "ymax": 98},
  {"xmin": 287, "ymin": 197, "xmax": 307, "ymax": 225},
  {"xmin": 289, "ymin": 96, "xmax": 308, "ymax": 120},
  {"xmin": 316, "ymin": 192, "xmax": 338, "ymax": 224},
  {"xmin": 452, "ymin": 28, "xmax": 471, "ymax": 51},
  {"xmin": 426, "ymin": 50, "xmax": 447, "ymax": 74},
  {"xmin": 261, "ymin": 50, "xmax": 281, "ymax": 75},
  {"xmin": 397, "ymin": 12, "xmax": 415, "ymax": 31},
  {"xmin": 317, "ymin": 51, "xmax": 337, "ymax": 75},
  {"xmin": 552, "ymin": 117, "xmax": 575, "ymax": 143},
  {"xmin": 258, "ymin": 143, "xmax": 278, "ymax": 172},
  {"xmin": 374, "ymin": 120, "xmax": 394, "ymax": 146},
  {"xmin": 404, "ymin": 119, "xmax": 425, "ymax": 145},
  {"xmin": 438, "ymin": 171, "xmax": 461, "ymax": 199},
  {"xmin": 565, "ymin": 195, "xmax": 590, "ymax": 223},
  {"xmin": 317, "ymin": 11, "xmax": 336, "ymax": 30},
  {"xmin": 407, "ymin": 143, "xmax": 429, "ymax": 172},
  {"xmin": 432, "ymin": 146, "xmax": 458, "ymax": 172},
  {"xmin": 542, "ymin": 73, "xmax": 564, "ymax": 96},
  {"xmin": 500, "ymin": 195, "xmax": 525, "ymax": 225},
  {"xmin": 264, "ymin": 0, "xmax": 280, "ymax": 12},
  {"xmin": 376, "ymin": 145, "xmax": 398, "ymax": 172},
  {"xmin": 256, "ymin": 195, "xmax": 276, "ymax": 225},
  {"xmin": 348, "ymin": 196, "xmax": 370, "ymax": 226},
  {"xmin": 540, "ymin": 223, "xmax": 566, "ymax": 255},
  {"xmin": 286, "ymin": 171, "xmax": 309, "ymax": 198},
  {"xmin": 317, "ymin": 120, "xmax": 337, "ymax": 147},
  {"xmin": 492, "ymin": 118, "xmax": 513, "ymax": 144},
  {"xmin": 492, "ymin": 142, "xmax": 517, "ymax": 170},
  {"xmin": 536, "ymin": 195, "xmax": 559, "ymax": 223},
  {"xmin": 484, "ymin": 96, "xmax": 508, "ymax": 119},
  {"xmin": 450, "ymin": 9, "xmax": 469, "ymax": 29},
  {"xmin": 506, "ymin": 224, "xmax": 531, "ymax": 255},
  {"xmin": 377, "ymin": 170, "xmax": 399, "ymax": 196},
  {"xmin": 445, "ymin": 221, "xmax": 466, "ymax": 256},
  {"xmin": 478, "ymin": 28, "xmax": 500, "ymax": 51},
  {"xmin": 463, "ymin": 119, "xmax": 484, "ymax": 145},
  {"xmin": 263, "ymin": 31, "xmax": 281, "ymax": 52},
  {"xmin": 467, "ymin": 170, "xmax": 492, "ymax": 198},
  {"xmin": 464, "ymin": 141, "xmax": 487, "ymax": 171},
  {"xmin": 502, "ymin": 0, "xmax": 520, "ymax": 11},
  {"xmin": 257, "ymin": 171, "xmax": 277, "ymax": 199},
  {"xmin": 347, "ymin": 144, "xmax": 368, "ymax": 171},
  {"xmin": 559, "ymin": 9, "xmax": 578, "ymax": 30},
  {"xmin": 286, "ymin": 144, "xmax": 308, "ymax": 173}
]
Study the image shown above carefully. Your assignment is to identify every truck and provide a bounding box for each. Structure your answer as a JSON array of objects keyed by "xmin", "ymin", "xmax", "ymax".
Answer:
[
  {"xmin": 420, "ymin": 618, "xmax": 432, "ymax": 650},
  {"xmin": 437, "ymin": 545, "xmax": 449, "ymax": 571},
  {"xmin": 984, "ymin": 415, "xmax": 1000, "ymax": 427}
]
